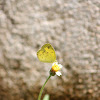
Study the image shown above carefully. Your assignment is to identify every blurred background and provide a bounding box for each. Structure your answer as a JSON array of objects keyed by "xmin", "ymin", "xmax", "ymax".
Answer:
[{"xmin": 0, "ymin": 0, "xmax": 100, "ymax": 100}]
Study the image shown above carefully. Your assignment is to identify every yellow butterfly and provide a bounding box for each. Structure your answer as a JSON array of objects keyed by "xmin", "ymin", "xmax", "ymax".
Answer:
[{"xmin": 37, "ymin": 43, "xmax": 56, "ymax": 63}]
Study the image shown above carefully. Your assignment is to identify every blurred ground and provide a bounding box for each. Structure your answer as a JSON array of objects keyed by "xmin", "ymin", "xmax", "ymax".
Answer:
[{"xmin": 0, "ymin": 0, "xmax": 100, "ymax": 100}]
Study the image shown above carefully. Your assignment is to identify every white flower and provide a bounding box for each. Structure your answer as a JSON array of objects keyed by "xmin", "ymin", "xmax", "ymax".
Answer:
[{"xmin": 51, "ymin": 62, "xmax": 63, "ymax": 76}]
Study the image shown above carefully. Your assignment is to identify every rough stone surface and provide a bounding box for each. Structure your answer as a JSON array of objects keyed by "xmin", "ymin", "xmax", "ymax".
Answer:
[{"xmin": 0, "ymin": 0, "xmax": 100, "ymax": 100}]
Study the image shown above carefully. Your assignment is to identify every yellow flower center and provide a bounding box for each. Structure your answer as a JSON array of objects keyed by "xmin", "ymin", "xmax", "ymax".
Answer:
[{"xmin": 51, "ymin": 63, "xmax": 61, "ymax": 72}]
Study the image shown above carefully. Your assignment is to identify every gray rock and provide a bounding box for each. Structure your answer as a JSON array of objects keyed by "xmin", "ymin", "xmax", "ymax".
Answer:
[{"xmin": 0, "ymin": 0, "xmax": 100, "ymax": 100}]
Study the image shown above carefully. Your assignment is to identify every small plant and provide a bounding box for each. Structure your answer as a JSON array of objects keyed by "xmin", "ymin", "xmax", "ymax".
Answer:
[
  {"xmin": 37, "ymin": 43, "xmax": 63, "ymax": 100},
  {"xmin": 43, "ymin": 94, "xmax": 50, "ymax": 100}
]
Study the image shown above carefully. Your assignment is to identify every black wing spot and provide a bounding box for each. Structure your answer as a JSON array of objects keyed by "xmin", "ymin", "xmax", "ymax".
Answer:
[{"xmin": 48, "ymin": 46, "xmax": 51, "ymax": 49}]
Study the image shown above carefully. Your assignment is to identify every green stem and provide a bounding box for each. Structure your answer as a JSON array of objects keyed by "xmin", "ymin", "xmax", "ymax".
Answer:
[{"xmin": 38, "ymin": 75, "xmax": 51, "ymax": 100}]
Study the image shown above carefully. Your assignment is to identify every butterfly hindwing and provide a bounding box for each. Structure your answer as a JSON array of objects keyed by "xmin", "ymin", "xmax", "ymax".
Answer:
[{"xmin": 37, "ymin": 43, "xmax": 56, "ymax": 63}]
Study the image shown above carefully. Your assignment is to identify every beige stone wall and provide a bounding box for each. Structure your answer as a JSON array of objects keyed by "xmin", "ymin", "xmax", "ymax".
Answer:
[{"xmin": 0, "ymin": 0, "xmax": 100, "ymax": 100}]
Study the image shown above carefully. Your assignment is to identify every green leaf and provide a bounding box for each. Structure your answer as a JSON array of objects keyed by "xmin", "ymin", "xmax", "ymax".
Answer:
[{"xmin": 43, "ymin": 94, "xmax": 50, "ymax": 100}]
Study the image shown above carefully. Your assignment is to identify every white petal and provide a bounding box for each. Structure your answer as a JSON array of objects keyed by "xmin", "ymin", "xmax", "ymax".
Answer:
[
  {"xmin": 58, "ymin": 64, "xmax": 63, "ymax": 69},
  {"xmin": 52, "ymin": 62, "xmax": 58, "ymax": 66},
  {"xmin": 56, "ymin": 71, "xmax": 62, "ymax": 76}
]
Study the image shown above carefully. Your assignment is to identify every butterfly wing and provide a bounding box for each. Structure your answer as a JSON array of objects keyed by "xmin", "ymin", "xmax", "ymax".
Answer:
[{"xmin": 37, "ymin": 43, "xmax": 56, "ymax": 63}]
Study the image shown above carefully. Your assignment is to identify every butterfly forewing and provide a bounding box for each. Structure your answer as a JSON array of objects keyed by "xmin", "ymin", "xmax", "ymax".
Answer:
[{"xmin": 37, "ymin": 43, "xmax": 56, "ymax": 63}]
